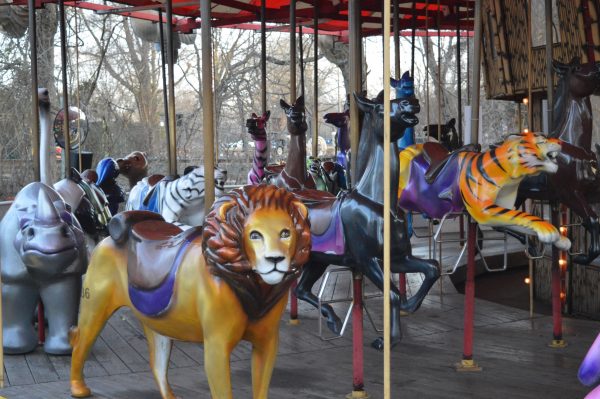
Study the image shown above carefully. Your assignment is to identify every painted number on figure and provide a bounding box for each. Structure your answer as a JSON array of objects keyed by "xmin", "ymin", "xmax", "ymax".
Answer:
[{"xmin": 81, "ymin": 288, "xmax": 90, "ymax": 299}]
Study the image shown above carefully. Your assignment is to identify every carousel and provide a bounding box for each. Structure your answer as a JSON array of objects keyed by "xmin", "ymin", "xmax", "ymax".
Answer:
[{"xmin": 0, "ymin": 0, "xmax": 598, "ymax": 398}]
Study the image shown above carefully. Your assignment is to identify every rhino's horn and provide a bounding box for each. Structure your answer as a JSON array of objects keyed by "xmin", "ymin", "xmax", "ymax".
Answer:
[{"xmin": 34, "ymin": 189, "xmax": 61, "ymax": 224}]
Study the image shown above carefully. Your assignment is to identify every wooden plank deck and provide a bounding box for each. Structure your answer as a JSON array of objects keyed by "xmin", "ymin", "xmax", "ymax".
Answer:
[{"xmin": 0, "ymin": 220, "xmax": 597, "ymax": 398}]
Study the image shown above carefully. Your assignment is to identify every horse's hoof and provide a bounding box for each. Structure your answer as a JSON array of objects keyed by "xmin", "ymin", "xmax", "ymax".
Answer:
[
  {"xmin": 71, "ymin": 380, "xmax": 92, "ymax": 398},
  {"xmin": 371, "ymin": 337, "xmax": 384, "ymax": 351},
  {"xmin": 327, "ymin": 316, "xmax": 343, "ymax": 334}
]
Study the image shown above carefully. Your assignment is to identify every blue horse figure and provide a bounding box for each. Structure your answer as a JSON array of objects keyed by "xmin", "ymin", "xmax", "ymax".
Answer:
[{"xmin": 391, "ymin": 71, "xmax": 416, "ymax": 235}]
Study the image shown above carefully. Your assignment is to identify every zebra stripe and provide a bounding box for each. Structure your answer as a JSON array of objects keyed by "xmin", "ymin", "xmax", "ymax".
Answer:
[
  {"xmin": 248, "ymin": 138, "xmax": 269, "ymax": 185},
  {"xmin": 126, "ymin": 166, "xmax": 227, "ymax": 226}
]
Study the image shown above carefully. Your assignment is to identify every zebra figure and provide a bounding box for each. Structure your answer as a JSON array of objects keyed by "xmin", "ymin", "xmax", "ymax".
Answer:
[
  {"xmin": 246, "ymin": 111, "xmax": 270, "ymax": 185},
  {"xmin": 126, "ymin": 166, "xmax": 227, "ymax": 227}
]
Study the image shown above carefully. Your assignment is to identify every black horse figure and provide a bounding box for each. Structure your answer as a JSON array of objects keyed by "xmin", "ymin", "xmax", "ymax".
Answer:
[
  {"xmin": 423, "ymin": 118, "xmax": 461, "ymax": 151},
  {"xmin": 294, "ymin": 93, "xmax": 440, "ymax": 350},
  {"xmin": 518, "ymin": 58, "xmax": 600, "ymax": 264}
]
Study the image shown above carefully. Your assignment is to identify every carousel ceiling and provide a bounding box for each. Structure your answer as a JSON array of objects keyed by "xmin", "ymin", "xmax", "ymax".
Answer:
[{"xmin": 23, "ymin": 0, "xmax": 475, "ymax": 38}]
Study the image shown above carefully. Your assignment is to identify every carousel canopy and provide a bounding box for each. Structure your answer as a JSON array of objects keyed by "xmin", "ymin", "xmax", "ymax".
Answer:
[{"xmin": 29, "ymin": 0, "xmax": 474, "ymax": 38}]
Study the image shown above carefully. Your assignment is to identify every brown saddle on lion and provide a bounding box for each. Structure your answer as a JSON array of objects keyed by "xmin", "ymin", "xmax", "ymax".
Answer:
[
  {"xmin": 109, "ymin": 211, "xmax": 196, "ymax": 290},
  {"xmin": 108, "ymin": 211, "xmax": 203, "ymax": 317}
]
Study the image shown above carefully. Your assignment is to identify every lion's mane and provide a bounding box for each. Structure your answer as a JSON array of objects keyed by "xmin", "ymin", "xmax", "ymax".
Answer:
[{"xmin": 202, "ymin": 184, "xmax": 311, "ymax": 320}]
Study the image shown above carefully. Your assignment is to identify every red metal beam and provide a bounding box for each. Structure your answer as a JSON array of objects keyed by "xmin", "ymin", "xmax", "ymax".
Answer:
[{"xmin": 52, "ymin": 0, "xmax": 476, "ymax": 37}]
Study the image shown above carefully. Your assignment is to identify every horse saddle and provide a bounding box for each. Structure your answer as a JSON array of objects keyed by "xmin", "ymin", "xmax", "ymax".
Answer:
[
  {"xmin": 297, "ymin": 190, "xmax": 345, "ymax": 255},
  {"xmin": 126, "ymin": 219, "xmax": 203, "ymax": 317},
  {"xmin": 423, "ymin": 142, "xmax": 479, "ymax": 184},
  {"xmin": 303, "ymin": 197, "xmax": 338, "ymax": 236},
  {"xmin": 142, "ymin": 174, "xmax": 178, "ymax": 206}
]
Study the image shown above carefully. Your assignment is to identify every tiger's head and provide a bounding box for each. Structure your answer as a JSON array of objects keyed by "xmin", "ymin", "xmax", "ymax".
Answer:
[{"xmin": 500, "ymin": 132, "xmax": 561, "ymax": 178}]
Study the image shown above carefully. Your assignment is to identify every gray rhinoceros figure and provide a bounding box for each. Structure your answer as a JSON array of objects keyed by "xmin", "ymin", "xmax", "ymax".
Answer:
[{"xmin": 0, "ymin": 182, "xmax": 87, "ymax": 354}]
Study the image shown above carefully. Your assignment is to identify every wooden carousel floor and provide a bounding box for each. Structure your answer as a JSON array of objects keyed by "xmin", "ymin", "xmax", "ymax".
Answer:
[{"xmin": 0, "ymin": 223, "xmax": 597, "ymax": 398}]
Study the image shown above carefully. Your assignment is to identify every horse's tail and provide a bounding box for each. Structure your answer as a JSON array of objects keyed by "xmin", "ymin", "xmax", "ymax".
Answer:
[{"xmin": 108, "ymin": 211, "xmax": 165, "ymax": 245}]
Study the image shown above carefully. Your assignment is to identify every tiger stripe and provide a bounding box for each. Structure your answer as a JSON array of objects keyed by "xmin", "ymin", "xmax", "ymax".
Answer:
[{"xmin": 398, "ymin": 132, "xmax": 567, "ymax": 248}]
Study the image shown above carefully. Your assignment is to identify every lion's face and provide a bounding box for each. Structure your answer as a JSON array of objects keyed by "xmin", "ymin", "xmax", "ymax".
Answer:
[
  {"xmin": 243, "ymin": 207, "xmax": 298, "ymax": 285},
  {"xmin": 203, "ymin": 184, "xmax": 311, "ymax": 285}
]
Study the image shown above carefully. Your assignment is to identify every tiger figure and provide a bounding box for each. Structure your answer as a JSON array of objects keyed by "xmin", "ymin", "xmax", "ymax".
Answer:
[{"xmin": 397, "ymin": 132, "xmax": 570, "ymax": 250}]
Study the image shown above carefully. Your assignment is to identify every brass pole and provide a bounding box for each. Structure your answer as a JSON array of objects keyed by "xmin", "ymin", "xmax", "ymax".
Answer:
[
  {"xmin": 456, "ymin": 3, "xmax": 462, "ymax": 141},
  {"xmin": 425, "ymin": 1, "xmax": 430, "ymax": 139},
  {"xmin": 29, "ymin": 0, "xmax": 40, "ymax": 182},
  {"xmin": 349, "ymin": 0, "xmax": 361, "ymax": 185},
  {"xmin": 383, "ymin": 2, "xmax": 392, "ymax": 398},
  {"xmin": 393, "ymin": 0, "xmax": 400, "ymax": 78},
  {"xmin": 261, "ymin": 0, "xmax": 267, "ymax": 114},
  {"xmin": 312, "ymin": 3, "xmax": 319, "ymax": 157},
  {"xmin": 166, "ymin": 0, "xmax": 177, "ymax": 175},
  {"xmin": 437, "ymin": 0, "xmax": 441, "ymax": 144},
  {"xmin": 527, "ymin": 0, "xmax": 533, "ymax": 129},
  {"xmin": 59, "ymin": 0, "xmax": 71, "ymax": 178},
  {"xmin": 411, "ymin": 0, "xmax": 417, "ymax": 78},
  {"xmin": 527, "ymin": 0, "xmax": 534, "ymax": 318},
  {"xmin": 290, "ymin": 0, "xmax": 297, "ymax": 100},
  {"xmin": 74, "ymin": 10, "xmax": 82, "ymax": 172},
  {"xmin": 201, "ymin": 0, "xmax": 215, "ymax": 212}
]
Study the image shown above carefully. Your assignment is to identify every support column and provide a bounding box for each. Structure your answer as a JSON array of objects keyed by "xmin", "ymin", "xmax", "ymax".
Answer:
[
  {"xmin": 29, "ymin": 0, "xmax": 40, "ymax": 182},
  {"xmin": 383, "ymin": 0, "xmax": 392, "ymax": 396},
  {"xmin": 166, "ymin": 0, "xmax": 177, "ymax": 175},
  {"xmin": 549, "ymin": 202, "xmax": 567, "ymax": 348},
  {"xmin": 201, "ymin": 0, "xmax": 215, "ymax": 213},
  {"xmin": 260, "ymin": 0, "xmax": 267, "ymax": 114},
  {"xmin": 456, "ymin": 219, "xmax": 482, "ymax": 371},
  {"xmin": 290, "ymin": 0, "xmax": 297, "ymax": 100},
  {"xmin": 393, "ymin": 0, "xmax": 406, "ymax": 303},
  {"xmin": 288, "ymin": 0, "xmax": 299, "ymax": 325},
  {"xmin": 158, "ymin": 9, "xmax": 171, "ymax": 165},
  {"xmin": 312, "ymin": 3, "xmax": 319, "ymax": 157},
  {"xmin": 456, "ymin": 0, "xmax": 483, "ymax": 372},
  {"xmin": 545, "ymin": 0, "xmax": 553, "ymax": 132},
  {"xmin": 349, "ymin": 272, "xmax": 368, "ymax": 399},
  {"xmin": 58, "ymin": 0, "xmax": 71, "ymax": 177},
  {"xmin": 348, "ymin": 0, "xmax": 361, "ymax": 185}
]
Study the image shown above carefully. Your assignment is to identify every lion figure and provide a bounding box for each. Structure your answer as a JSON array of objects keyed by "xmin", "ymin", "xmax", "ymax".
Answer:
[{"xmin": 70, "ymin": 184, "xmax": 311, "ymax": 399}]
